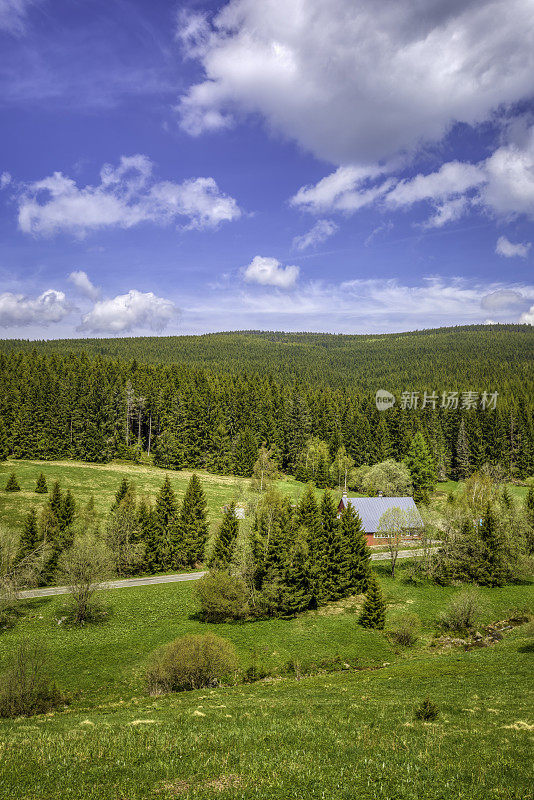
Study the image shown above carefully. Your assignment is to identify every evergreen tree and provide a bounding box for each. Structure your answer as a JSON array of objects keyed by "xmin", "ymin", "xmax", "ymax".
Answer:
[
  {"xmin": 114, "ymin": 478, "xmax": 131, "ymax": 508},
  {"xmin": 35, "ymin": 472, "xmax": 48, "ymax": 493},
  {"xmin": 525, "ymin": 485, "xmax": 534, "ymax": 528},
  {"xmin": 319, "ymin": 490, "xmax": 339, "ymax": 601},
  {"xmin": 137, "ymin": 499, "xmax": 158, "ymax": 573},
  {"xmin": 340, "ymin": 503, "xmax": 370, "ymax": 595},
  {"xmin": 153, "ymin": 429, "xmax": 184, "ymax": 470},
  {"xmin": 5, "ymin": 472, "xmax": 20, "ymax": 492},
  {"xmin": 297, "ymin": 484, "xmax": 323, "ymax": 605},
  {"xmin": 153, "ymin": 476, "xmax": 181, "ymax": 569},
  {"xmin": 251, "ymin": 446, "xmax": 278, "ymax": 492},
  {"xmin": 358, "ymin": 572, "xmax": 386, "ymax": 629},
  {"xmin": 455, "ymin": 419, "xmax": 471, "ymax": 480},
  {"xmin": 48, "ymin": 481, "xmax": 63, "ymax": 522},
  {"xmin": 179, "ymin": 474, "xmax": 208, "ymax": 567},
  {"xmin": 209, "ymin": 503, "xmax": 239, "ymax": 569},
  {"xmin": 206, "ymin": 422, "xmax": 233, "ymax": 474},
  {"xmin": 60, "ymin": 490, "xmax": 76, "ymax": 532},
  {"xmin": 315, "ymin": 454, "xmax": 330, "ymax": 489},
  {"xmin": 0, "ymin": 417, "xmax": 9, "ymax": 460},
  {"xmin": 404, "ymin": 432, "xmax": 436, "ymax": 504},
  {"xmin": 15, "ymin": 509, "xmax": 39, "ymax": 564},
  {"xmin": 501, "ymin": 486, "xmax": 513, "ymax": 509},
  {"xmin": 233, "ymin": 427, "xmax": 257, "ymax": 477},
  {"xmin": 278, "ymin": 533, "xmax": 312, "ymax": 616},
  {"xmin": 474, "ymin": 503, "xmax": 512, "ymax": 587}
]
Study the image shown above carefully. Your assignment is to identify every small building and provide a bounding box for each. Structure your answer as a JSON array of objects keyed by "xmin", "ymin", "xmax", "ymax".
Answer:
[
  {"xmin": 221, "ymin": 504, "xmax": 246, "ymax": 519},
  {"xmin": 337, "ymin": 493, "xmax": 423, "ymax": 545}
]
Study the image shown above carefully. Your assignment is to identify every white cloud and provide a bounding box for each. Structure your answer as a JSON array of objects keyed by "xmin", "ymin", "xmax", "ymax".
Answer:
[
  {"xmin": 67, "ymin": 270, "xmax": 101, "ymax": 300},
  {"xmin": 520, "ymin": 304, "xmax": 534, "ymax": 325},
  {"xmin": 420, "ymin": 197, "xmax": 468, "ymax": 229},
  {"xmin": 0, "ymin": 171, "xmax": 12, "ymax": 188},
  {"xmin": 292, "ymin": 219, "xmax": 338, "ymax": 251},
  {"xmin": 480, "ymin": 126, "xmax": 534, "ymax": 217},
  {"xmin": 495, "ymin": 235, "xmax": 531, "ymax": 258},
  {"xmin": 0, "ymin": 0, "xmax": 36, "ymax": 34},
  {"xmin": 176, "ymin": 0, "xmax": 534, "ymax": 165},
  {"xmin": 0, "ymin": 289, "xmax": 70, "ymax": 327},
  {"xmin": 242, "ymin": 256, "xmax": 299, "ymax": 288},
  {"xmin": 16, "ymin": 155, "xmax": 241, "ymax": 237},
  {"xmin": 79, "ymin": 290, "xmax": 177, "ymax": 334},
  {"xmin": 480, "ymin": 289, "xmax": 523, "ymax": 311},
  {"xmin": 291, "ymin": 165, "xmax": 393, "ymax": 214},
  {"xmin": 386, "ymin": 162, "xmax": 485, "ymax": 207}
]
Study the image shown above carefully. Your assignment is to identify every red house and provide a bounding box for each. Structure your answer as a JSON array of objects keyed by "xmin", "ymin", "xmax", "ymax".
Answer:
[{"xmin": 337, "ymin": 492, "xmax": 422, "ymax": 546}]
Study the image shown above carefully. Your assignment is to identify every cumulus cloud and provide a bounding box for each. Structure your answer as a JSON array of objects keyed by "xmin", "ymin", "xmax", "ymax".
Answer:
[
  {"xmin": 67, "ymin": 270, "xmax": 101, "ymax": 300},
  {"xmin": 242, "ymin": 256, "xmax": 299, "ymax": 288},
  {"xmin": 519, "ymin": 304, "xmax": 534, "ymax": 325},
  {"xmin": 176, "ymin": 0, "xmax": 534, "ymax": 165},
  {"xmin": 292, "ymin": 219, "xmax": 338, "ymax": 251},
  {"xmin": 16, "ymin": 155, "xmax": 241, "ymax": 237},
  {"xmin": 495, "ymin": 236, "xmax": 531, "ymax": 258},
  {"xmin": 0, "ymin": 289, "xmax": 71, "ymax": 327},
  {"xmin": 480, "ymin": 289, "xmax": 524, "ymax": 311},
  {"xmin": 0, "ymin": 0, "xmax": 37, "ymax": 34},
  {"xmin": 79, "ymin": 289, "xmax": 177, "ymax": 333},
  {"xmin": 292, "ymin": 123, "xmax": 534, "ymax": 228}
]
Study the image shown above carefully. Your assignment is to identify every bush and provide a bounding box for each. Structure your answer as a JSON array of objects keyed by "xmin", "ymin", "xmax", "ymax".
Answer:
[
  {"xmin": 57, "ymin": 537, "xmax": 112, "ymax": 625},
  {"xmin": 438, "ymin": 589, "xmax": 483, "ymax": 633},
  {"xmin": 414, "ymin": 697, "xmax": 439, "ymax": 721},
  {"xmin": 0, "ymin": 641, "xmax": 65, "ymax": 718},
  {"xmin": 145, "ymin": 633, "xmax": 238, "ymax": 694},
  {"xmin": 196, "ymin": 570, "xmax": 249, "ymax": 622},
  {"xmin": 388, "ymin": 613, "xmax": 421, "ymax": 646}
]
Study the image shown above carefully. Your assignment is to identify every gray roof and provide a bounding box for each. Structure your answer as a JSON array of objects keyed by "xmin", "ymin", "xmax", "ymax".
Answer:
[{"xmin": 339, "ymin": 496, "xmax": 422, "ymax": 533}]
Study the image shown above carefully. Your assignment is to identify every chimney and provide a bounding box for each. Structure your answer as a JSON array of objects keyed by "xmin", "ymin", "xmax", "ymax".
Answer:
[
  {"xmin": 342, "ymin": 489, "xmax": 348, "ymax": 501},
  {"xmin": 378, "ymin": 491, "xmax": 383, "ymax": 497}
]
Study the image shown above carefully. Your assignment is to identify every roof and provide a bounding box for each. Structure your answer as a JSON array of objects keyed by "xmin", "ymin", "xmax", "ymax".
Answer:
[{"xmin": 338, "ymin": 496, "xmax": 422, "ymax": 533}]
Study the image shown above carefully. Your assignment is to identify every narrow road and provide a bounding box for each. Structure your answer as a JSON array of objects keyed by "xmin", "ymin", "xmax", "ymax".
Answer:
[{"xmin": 17, "ymin": 549, "xmax": 432, "ymax": 600}]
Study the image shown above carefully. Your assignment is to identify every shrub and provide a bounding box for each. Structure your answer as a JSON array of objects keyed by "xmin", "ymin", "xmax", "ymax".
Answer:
[
  {"xmin": 438, "ymin": 589, "xmax": 483, "ymax": 633},
  {"xmin": 0, "ymin": 641, "xmax": 64, "ymax": 718},
  {"xmin": 414, "ymin": 697, "xmax": 439, "ymax": 721},
  {"xmin": 196, "ymin": 570, "xmax": 249, "ymax": 622},
  {"xmin": 57, "ymin": 537, "xmax": 113, "ymax": 625},
  {"xmin": 388, "ymin": 613, "xmax": 421, "ymax": 646},
  {"xmin": 5, "ymin": 473, "xmax": 20, "ymax": 492},
  {"xmin": 145, "ymin": 633, "xmax": 238, "ymax": 694}
]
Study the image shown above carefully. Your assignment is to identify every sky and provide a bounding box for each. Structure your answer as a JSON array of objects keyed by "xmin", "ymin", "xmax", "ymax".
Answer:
[{"xmin": 1, "ymin": 0, "xmax": 534, "ymax": 338}]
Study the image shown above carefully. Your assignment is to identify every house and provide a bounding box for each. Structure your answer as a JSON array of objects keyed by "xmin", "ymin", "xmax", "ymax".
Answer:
[
  {"xmin": 337, "ymin": 492, "xmax": 423, "ymax": 545},
  {"xmin": 221, "ymin": 504, "xmax": 246, "ymax": 519}
]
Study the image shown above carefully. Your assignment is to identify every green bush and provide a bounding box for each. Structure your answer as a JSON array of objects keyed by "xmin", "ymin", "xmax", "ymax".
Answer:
[
  {"xmin": 0, "ymin": 641, "xmax": 65, "ymax": 718},
  {"xmin": 388, "ymin": 613, "xmax": 421, "ymax": 646},
  {"xmin": 414, "ymin": 697, "xmax": 439, "ymax": 721},
  {"xmin": 438, "ymin": 589, "xmax": 483, "ymax": 633},
  {"xmin": 145, "ymin": 633, "xmax": 239, "ymax": 694},
  {"xmin": 196, "ymin": 570, "xmax": 249, "ymax": 622}
]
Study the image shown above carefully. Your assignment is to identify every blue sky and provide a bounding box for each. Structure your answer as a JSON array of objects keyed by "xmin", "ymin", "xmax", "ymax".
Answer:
[{"xmin": 1, "ymin": 0, "xmax": 534, "ymax": 337}]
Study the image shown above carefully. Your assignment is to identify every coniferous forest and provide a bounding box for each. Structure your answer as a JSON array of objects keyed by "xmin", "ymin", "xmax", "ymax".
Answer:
[{"xmin": 0, "ymin": 325, "xmax": 533, "ymax": 479}]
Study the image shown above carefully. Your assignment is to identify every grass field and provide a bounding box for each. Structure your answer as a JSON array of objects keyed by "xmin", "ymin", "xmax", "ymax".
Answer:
[
  {"xmin": 0, "ymin": 563, "xmax": 532, "ymax": 799},
  {"xmin": 0, "ymin": 459, "xmax": 320, "ymax": 540}
]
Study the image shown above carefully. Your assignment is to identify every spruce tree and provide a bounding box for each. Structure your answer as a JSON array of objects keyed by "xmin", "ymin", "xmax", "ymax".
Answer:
[
  {"xmin": 358, "ymin": 572, "xmax": 386, "ymax": 629},
  {"xmin": 60, "ymin": 490, "xmax": 76, "ymax": 531},
  {"xmin": 5, "ymin": 472, "xmax": 20, "ymax": 492},
  {"xmin": 153, "ymin": 429, "xmax": 184, "ymax": 470},
  {"xmin": 179, "ymin": 474, "xmax": 208, "ymax": 567},
  {"xmin": 114, "ymin": 478, "xmax": 131, "ymax": 507},
  {"xmin": 16, "ymin": 508, "xmax": 39, "ymax": 564},
  {"xmin": 340, "ymin": 503, "xmax": 370, "ymax": 595},
  {"xmin": 209, "ymin": 503, "xmax": 239, "ymax": 569},
  {"xmin": 315, "ymin": 455, "xmax": 329, "ymax": 489},
  {"xmin": 297, "ymin": 484, "xmax": 323, "ymax": 605},
  {"xmin": 279, "ymin": 533, "xmax": 312, "ymax": 617},
  {"xmin": 233, "ymin": 427, "xmax": 257, "ymax": 477},
  {"xmin": 474, "ymin": 503, "xmax": 512, "ymax": 587},
  {"xmin": 137, "ymin": 499, "xmax": 158, "ymax": 573},
  {"xmin": 319, "ymin": 490, "xmax": 339, "ymax": 602},
  {"xmin": 525, "ymin": 485, "xmax": 534, "ymax": 528},
  {"xmin": 501, "ymin": 486, "xmax": 513, "ymax": 509},
  {"xmin": 404, "ymin": 432, "xmax": 436, "ymax": 504},
  {"xmin": 35, "ymin": 472, "xmax": 48, "ymax": 493},
  {"xmin": 153, "ymin": 476, "xmax": 181, "ymax": 570},
  {"xmin": 455, "ymin": 419, "xmax": 471, "ymax": 480},
  {"xmin": 0, "ymin": 418, "xmax": 9, "ymax": 460},
  {"xmin": 48, "ymin": 481, "xmax": 63, "ymax": 522}
]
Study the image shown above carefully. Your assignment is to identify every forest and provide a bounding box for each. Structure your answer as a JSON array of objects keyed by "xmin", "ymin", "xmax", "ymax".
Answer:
[{"xmin": 0, "ymin": 325, "xmax": 533, "ymax": 479}]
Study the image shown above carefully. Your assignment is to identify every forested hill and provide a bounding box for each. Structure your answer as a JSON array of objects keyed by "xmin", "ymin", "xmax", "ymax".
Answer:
[
  {"xmin": 0, "ymin": 324, "xmax": 532, "ymax": 391},
  {"xmin": 0, "ymin": 324, "xmax": 532, "ymax": 480}
]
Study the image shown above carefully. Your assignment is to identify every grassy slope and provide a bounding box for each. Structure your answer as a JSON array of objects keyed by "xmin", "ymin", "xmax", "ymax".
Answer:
[
  {"xmin": 0, "ymin": 628, "xmax": 532, "ymax": 800},
  {"xmin": 0, "ymin": 459, "xmax": 318, "ymax": 539}
]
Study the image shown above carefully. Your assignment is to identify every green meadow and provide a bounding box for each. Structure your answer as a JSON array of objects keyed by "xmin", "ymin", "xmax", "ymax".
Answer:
[{"xmin": 0, "ymin": 564, "xmax": 532, "ymax": 799}]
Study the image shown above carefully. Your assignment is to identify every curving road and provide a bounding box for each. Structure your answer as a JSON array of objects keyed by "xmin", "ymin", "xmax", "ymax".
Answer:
[{"xmin": 17, "ymin": 548, "xmax": 433, "ymax": 600}]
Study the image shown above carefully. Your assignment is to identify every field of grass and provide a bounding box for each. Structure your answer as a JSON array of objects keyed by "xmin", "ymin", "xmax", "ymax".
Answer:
[
  {"xmin": 0, "ymin": 584, "xmax": 532, "ymax": 799},
  {"xmin": 0, "ymin": 459, "xmax": 320, "ymax": 541}
]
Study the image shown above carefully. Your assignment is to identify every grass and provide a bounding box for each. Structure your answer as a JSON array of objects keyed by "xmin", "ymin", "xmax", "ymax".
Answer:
[
  {"xmin": 0, "ymin": 459, "xmax": 320, "ymax": 540},
  {"xmin": 0, "ymin": 630, "xmax": 531, "ymax": 799},
  {"xmin": 435, "ymin": 479, "xmax": 528, "ymax": 501}
]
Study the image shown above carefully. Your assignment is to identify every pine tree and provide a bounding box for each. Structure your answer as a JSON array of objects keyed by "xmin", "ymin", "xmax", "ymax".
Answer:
[
  {"xmin": 114, "ymin": 478, "xmax": 131, "ymax": 507},
  {"xmin": 525, "ymin": 485, "xmax": 534, "ymax": 528},
  {"xmin": 297, "ymin": 484, "xmax": 323, "ymax": 605},
  {"xmin": 206, "ymin": 422, "xmax": 233, "ymax": 474},
  {"xmin": 319, "ymin": 490, "xmax": 339, "ymax": 601},
  {"xmin": 48, "ymin": 481, "xmax": 63, "ymax": 523},
  {"xmin": 5, "ymin": 472, "xmax": 20, "ymax": 492},
  {"xmin": 209, "ymin": 503, "xmax": 239, "ymax": 569},
  {"xmin": 179, "ymin": 474, "xmax": 208, "ymax": 567},
  {"xmin": 404, "ymin": 432, "xmax": 436, "ymax": 504},
  {"xmin": 358, "ymin": 572, "xmax": 386, "ymax": 629},
  {"xmin": 15, "ymin": 509, "xmax": 39, "ymax": 563},
  {"xmin": 340, "ymin": 503, "xmax": 370, "ymax": 595},
  {"xmin": 501, "ymin": 486, "xmax": 513, "ymax": 509},
  {"xmin": 153, "ymin": 429, "xmax": 184, "ymax": 470},
  {"xmin": 315, "ymin": 454, "xmax": 330, "ymax": 489},
  {"xmin": 455, "ymin": 419, "xmax": 471, "ymax": 480},
  {"xmin": 35, "ymin": 472, "xmax": 48, "ymax": 493},
  {"xmin": 0, "ymin": 417, "xmax": 9, "ymax": 460},
  {"xmin": 474, "ymin": 503, "xmax": 512, "ymax": 587},
  {"xmin": 153, "ymin": 476, "xmax": 181, "ymax": 570},
  {"xmin": 137, "ymin": 499, "xmax": 158, "ymax": 573},
  {"xmin": 278, "ymin": 533, "xmax": 312, "ymax": 617},
  {"xmin": 60, "ymin": 490, "xmax": 76, "ymax": 532},
  {"xmin": 233, "ymin": 427, "xmax": 257, "ymax": 477}
]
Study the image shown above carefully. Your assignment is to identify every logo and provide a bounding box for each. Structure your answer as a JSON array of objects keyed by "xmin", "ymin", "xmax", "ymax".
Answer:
[{"xmin": 375, "ymin": 389, "xmax": 395, "ymax": 411}]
